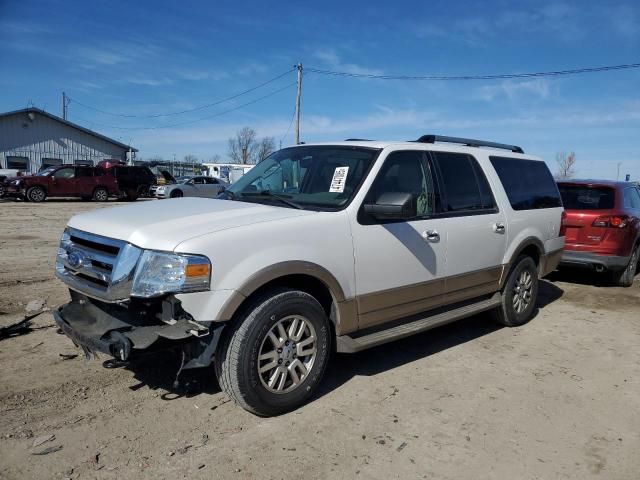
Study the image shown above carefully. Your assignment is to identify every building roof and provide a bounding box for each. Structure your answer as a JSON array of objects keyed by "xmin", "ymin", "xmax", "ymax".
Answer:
[{"xmin": 0, "ymin": 107, "xmax": 138, "ymax": 152}]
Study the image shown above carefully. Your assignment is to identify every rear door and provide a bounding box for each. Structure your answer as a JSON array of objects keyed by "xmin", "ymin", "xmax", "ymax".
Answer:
[
  {"xmin": 203, "ymin": 177, "xmax": 224, "ymax": 196},
  {"xmin": 75, "ymin": 167, "xmax": 96, "ymax": 197},
  {"xmin": 429, "ymin": 151, "xmax": 507, "ymax": 302},
  {"xmin": 48, "ymin": 166, "xmax": 77, "ymax": 196}
]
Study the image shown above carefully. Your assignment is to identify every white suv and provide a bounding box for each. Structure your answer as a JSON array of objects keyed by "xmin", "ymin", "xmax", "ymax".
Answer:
[{"xmin": 53, "ymin": 135, "xmax": 564, "ymax": 416}]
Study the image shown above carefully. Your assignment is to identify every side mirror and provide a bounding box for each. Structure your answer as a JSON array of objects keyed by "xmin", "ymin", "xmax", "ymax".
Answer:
[{"xmin": 363, "ymin": 192, "xmax": 415, "ymax": 220}]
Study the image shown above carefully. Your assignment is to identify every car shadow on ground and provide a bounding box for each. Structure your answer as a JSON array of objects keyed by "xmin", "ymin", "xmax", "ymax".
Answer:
[
  {"xmin": 119, "ymin": 280, "xmax": 564, "ymax": 403},
  {"xmin": 315, "ymin": 279, "xmax": 564, "ymax": 402},
  {"xmin": 546, "ymin": 268, "xmax": 617, "ymax": 288}
]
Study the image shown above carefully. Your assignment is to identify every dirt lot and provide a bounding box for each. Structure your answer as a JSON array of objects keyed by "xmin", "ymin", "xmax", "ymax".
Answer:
[{"xmin": 0, "ymin": 199, "xmax": 639, "ymax": 480}]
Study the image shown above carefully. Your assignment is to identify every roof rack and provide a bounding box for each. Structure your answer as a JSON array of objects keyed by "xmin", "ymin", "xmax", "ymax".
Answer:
[
  {"xmin": 415, "ymin": 134, "xmax": 524, "ymax": 154},
  {"xmin": 344, "ymin": 138, "xmax": 374, "ymax": 141}
]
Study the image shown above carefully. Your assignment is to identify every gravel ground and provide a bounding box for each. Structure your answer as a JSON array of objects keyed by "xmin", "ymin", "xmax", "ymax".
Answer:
[{"xmin": 0, "ymin": 199, "xmax": 639, "ymax": 480}]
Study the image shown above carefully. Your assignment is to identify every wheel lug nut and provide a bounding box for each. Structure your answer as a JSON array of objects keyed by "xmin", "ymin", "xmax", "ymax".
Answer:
[
  {"xmin": 285, "ymin": 361, "xmax": 290, "ymax": 366},
  {"xmin": 285, "ymin": 341, "xmax": 289, "ymax": 346},
  {"xmin": 277, "ymin": 348, "xmax": 282, "ymax": 353},
  {"xmin": 278, "ymin": 359, "xmax": 282, "ymax": 364}
]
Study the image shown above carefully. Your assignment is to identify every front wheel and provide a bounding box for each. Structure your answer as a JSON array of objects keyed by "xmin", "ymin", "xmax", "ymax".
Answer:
[
  {"xmin": 92, "ymin": 187, "xmax": 108, "ymax": 202},
  {"xmin": 170, "ymin": 189, "xmax": 183, "ymax": 198},
  {"xmin": 215, "ymin": 289, "xmax": 331, "ymax": 416},
  {"xmin": 26, "ymin": 186, "xmax": 46, "ymax": 203},
  {"xmin": 612, "ymin": 244, "xmax": 639, "ymax": 287},
  {"xmin": 492, "ymin": 255, "xmax": 539, "ymax": 327}
]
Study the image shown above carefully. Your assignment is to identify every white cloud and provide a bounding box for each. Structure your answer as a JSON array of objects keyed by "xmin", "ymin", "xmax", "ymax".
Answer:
[
  {"xmin": 314, "ymin": 49, "xmax": 383, "ymax": 76},
  {"xmin": 476, "ymin": 79, "xmax": 553, "ymax": 101}
]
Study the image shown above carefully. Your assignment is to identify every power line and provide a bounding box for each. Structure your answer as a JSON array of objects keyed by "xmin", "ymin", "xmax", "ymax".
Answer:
[
  {"xmin": 280, "ymin": 104, "xmax": 297, "ymax": 146},
  {"xmin": 306, "ymin": 62, "xmax": 640, "ymax": 80},
  {"xmin": 68, "ymin": 68, "xmax": 295, "ymax": 118},
  {"xmin": 71, "ymin": 82, "xmax": 296, "ymax": 130}
]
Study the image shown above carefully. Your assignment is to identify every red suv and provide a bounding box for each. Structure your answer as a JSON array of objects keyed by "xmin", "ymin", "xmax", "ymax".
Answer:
[{"xmin": 558, "ymin": 180, "xmax": 640, "ymax": 286}]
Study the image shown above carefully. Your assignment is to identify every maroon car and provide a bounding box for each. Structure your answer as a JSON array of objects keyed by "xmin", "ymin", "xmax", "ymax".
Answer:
[
  {"xmin": 5, "ymin": 165, "xmax": 119, "ymax": 202},
  {"xmin": 558, "ymin": 179, "xmax": 640, "ymax": 286}
]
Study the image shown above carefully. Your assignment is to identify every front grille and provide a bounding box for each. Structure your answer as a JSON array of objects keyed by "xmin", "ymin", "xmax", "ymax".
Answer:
[{"xmin": 55, "ymin": 228, "xmax": 142, "ymax": 302}]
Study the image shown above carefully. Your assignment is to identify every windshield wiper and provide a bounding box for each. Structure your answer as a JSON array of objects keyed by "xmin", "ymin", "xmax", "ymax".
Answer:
[{"xmin": 240, "ymin": 190, "xmax": 304, "ymax": 209}]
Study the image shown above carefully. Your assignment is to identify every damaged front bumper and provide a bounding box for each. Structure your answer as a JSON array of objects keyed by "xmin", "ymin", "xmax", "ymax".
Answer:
[{"xmin": 54, "ymin": 291, "xmax": 223, "ymax": 367}]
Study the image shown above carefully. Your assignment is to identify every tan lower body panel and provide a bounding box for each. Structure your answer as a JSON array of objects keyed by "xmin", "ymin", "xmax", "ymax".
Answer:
[{"xmin": 356, "ymin": 266, "xmax": 503, "ymax": 329}]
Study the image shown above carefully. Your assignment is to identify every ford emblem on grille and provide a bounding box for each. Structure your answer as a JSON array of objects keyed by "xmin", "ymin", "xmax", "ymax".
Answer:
[{"xmin": 67, "ymin": 250, "xmax": 86, "ymax": 269}]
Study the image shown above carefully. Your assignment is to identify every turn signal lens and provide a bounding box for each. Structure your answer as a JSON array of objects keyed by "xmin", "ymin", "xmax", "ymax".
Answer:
[{"xmin": 186, "ymin": 263, "xmax": 210, "ymax": 277}]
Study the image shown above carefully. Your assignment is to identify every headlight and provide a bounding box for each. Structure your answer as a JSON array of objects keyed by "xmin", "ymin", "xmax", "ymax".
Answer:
[
  {"xmin": 131, "ymin": 251, "xmax": 211, "ymax": 298},
  {"xmin": 156, "ymin": 186, "xmax": 165, "ymax": 192}
]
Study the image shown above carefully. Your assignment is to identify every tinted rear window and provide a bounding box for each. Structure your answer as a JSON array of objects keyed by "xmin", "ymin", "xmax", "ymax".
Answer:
[
  {"xmin": 489, "ymin": 157, "xmax": 562, "ymax": 210},
  {"xmin": 558, "ymin": 185, "xmax": 615, "ymax": 210},
  {"xmin": 432, "ymin": 152, "xmax": 495, "ymax": 212}
]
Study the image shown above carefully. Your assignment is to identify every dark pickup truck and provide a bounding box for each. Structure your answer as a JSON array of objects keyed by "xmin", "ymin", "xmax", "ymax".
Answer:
[{"xmin": 4, "ymin": 163, "xmax": 156, "ymax": 202}]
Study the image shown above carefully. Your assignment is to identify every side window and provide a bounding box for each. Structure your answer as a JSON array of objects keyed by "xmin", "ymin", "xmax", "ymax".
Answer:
[
  {"xmin": 193, "ymin": 177, "xmax": 205, "ymax": 184},
  {"xmin": 53, "ymin": 167, "xmax": 75, "ymax": 179},
  {"xmin": 432, "ymin": 152, "xmax": 495, "ymax": 213},
  {"xmin": 76, "ymin": 168, "xmax": 94, "ymax": 177},
  {"xmin": 366, "ymin": 150, "xmax": 434, "ymax": 218},
  {"xmin": 205, "ymin": 177, "xmax": 218, "ymax": 184},
  {"xmin": 490, "ymin": 156, "xmax": 562, "ymax": 210},
  {"xmin": 624, "ymin": 188, "xmax": 640, "ymax": 210}
]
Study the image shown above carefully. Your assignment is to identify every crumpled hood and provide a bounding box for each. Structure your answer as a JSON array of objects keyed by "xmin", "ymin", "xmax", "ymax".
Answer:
[{"xmin": 68, "ymin": 198, "xmax": 314, "ymax": 251}]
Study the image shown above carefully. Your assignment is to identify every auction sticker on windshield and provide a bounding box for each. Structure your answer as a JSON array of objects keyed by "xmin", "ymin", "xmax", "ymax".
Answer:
[{"xmin": 329, "ymin": 166, "xmax": 349, "ymax": 193}]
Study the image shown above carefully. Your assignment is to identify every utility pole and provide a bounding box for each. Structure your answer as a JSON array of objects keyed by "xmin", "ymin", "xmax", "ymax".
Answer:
[
  {"xmin": 294, "ymin": 63, "xmax": 302, "ymax": 145},
  {"xmin": 62, "ymin": 91, "xmax": 68, "ymax": 120}
]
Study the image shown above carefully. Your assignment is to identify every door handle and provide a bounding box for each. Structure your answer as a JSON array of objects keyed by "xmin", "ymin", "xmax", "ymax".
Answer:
[
  {"xmin": 493, "ymin": 222, "xmax": 505, "ymax": 234},
  {"xmin": 422, "ymin": 230, "xmax": 440, "ymax": 242}
]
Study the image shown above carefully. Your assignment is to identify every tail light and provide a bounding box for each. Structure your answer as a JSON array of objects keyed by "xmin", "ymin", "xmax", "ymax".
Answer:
[
  {"xmin": 592, "ymin": 215, "xmax": 628, "ymax": 228},
  {"xmin": 559, "ymin": 210, "xmax": 567, "ymax": 236}
]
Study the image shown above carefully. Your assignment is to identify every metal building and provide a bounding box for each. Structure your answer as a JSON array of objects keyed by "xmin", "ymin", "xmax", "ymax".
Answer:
[{"xmin": 0, "ymin": 107, "xmax": 137, "ymax": 173}]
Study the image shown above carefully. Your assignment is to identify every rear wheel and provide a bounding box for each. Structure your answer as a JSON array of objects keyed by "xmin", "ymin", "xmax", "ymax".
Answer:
[
  {"xmin": 170, "ymin": 189, "xmax": 183, "ymax": 198},
  {"xmin": 92, "ymin": 187, "xmax": 108, "ymax": 202},
  {"xmin": 215, "ymin": 289, "xmax": 331, "ymax": 416},
  {"xmin": 612, "ymin": 244, "xmax": 639, "ymax": 287},
  {"xmin": 26, "ymin": 186, "xmax": 46, "ymax": 203},
  {"xmin": 125, "ymin": 189, "xmax": 139, "ymax": 201},
  {"xmin": 492, "ymin": 255, "xmax": 539, "ymax": 327},
  {"xmin": 0, "ymin": 184, "xmax": 6, "ymax": 198}
]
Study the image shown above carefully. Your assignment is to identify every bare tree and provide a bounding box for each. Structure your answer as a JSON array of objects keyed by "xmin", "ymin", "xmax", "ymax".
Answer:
[
  {"xmin": 184, "ymin": 154, "xmax": 199, "ymax": 164},
  {"xmin": 256, "ymin": 136, "xmax": 276, "ymax": 163},
  {"xmin": 208, "ymin": 154, "xmax": 222, "ymax": 163},
  {"xmin": 228, "ymin": 127, "xmax": 257, "ymax": 164},
  {"xmin": 556, "ymin": 151, "xmax": 576, "ymax": 179}
]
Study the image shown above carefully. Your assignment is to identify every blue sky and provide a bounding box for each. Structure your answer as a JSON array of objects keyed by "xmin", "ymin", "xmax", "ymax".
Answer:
[{"xmin": 1, "ymin": 0, "xmax": 639, "ymax": 179}]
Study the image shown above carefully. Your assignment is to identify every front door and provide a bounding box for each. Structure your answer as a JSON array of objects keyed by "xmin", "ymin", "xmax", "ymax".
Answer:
[
  {"xmin": 350, "ymin": 150, "xmax": 447, "ymax": 329},
  {"xmin": 48, "ymin": 166, "xmax": 77, "ymax": 196},
  {"xmin": 429, "ymin": 151, "xmax": 507, "ymax": 302}
]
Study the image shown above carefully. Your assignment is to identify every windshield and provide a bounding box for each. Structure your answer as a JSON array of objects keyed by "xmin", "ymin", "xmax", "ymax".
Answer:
[
  {"xmin": 37, "ymin": 167, "xmax": 57, "ymax": 176},
  {"xmin": 223, "ymin": 146, "xmax": 380, "ymax": 210},
  {"xmin": 177, "ymin": 176, "xmax": 193, "ymax": 183}
]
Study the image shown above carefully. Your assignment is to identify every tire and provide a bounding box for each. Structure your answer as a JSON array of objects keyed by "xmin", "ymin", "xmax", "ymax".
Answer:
[
  {"xmin": 492, "ymin": 255, "xmax": 539, "ymax": 327},
  {"xmin": 26, "ymin": 186, "xmax": 46, "ymax": 203},
  {"xmin": 215, "ymin": 288, "xmax": 331, "ymax": 417},
  {"xmin": 170, "ymin": 189, "xmax": 183, "ymax": 198},
  {"xmin": 125, "ymin": 189, "xmax": 139, "ymax": 201},
  {"xmin": 612, "ymin": 244, "xmax": 639, "ymax": 287},
  {"xmin": 92, "ymin": 187, "xmax": 108, "ymax": 202},
  {"xmin": 0, "ymin": 184, "xmax": 5, "ymax": 198}
]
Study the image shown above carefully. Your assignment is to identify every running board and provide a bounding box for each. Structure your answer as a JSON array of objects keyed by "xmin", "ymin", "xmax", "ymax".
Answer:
[{"xmin": 336, "ymin": 292, "xmax": 502, "ymax": 353}]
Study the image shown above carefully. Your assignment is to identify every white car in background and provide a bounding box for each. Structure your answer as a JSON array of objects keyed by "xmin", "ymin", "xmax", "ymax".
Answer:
[{"xmin": 154, "ymin": 175, "xmax": 228, "ymax": 199}]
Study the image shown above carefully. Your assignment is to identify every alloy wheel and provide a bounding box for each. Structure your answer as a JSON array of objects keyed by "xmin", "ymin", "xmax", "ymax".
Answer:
[
  {"xmin": 513, "ymin": 269, "xmax": 533, "ymax": 313},
  {"xmin": 257, "ymin": 315, "xmax": 317, "ymax": 394}
]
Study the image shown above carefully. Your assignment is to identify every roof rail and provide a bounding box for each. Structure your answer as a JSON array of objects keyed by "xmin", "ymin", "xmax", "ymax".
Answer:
[
  {"xmin": 344, "ymin": 138, "xmax": 373, "ymax": 141},
  {"xmin": 415, "ymin": 134, "xmax": 524, "ymax": 154}
]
